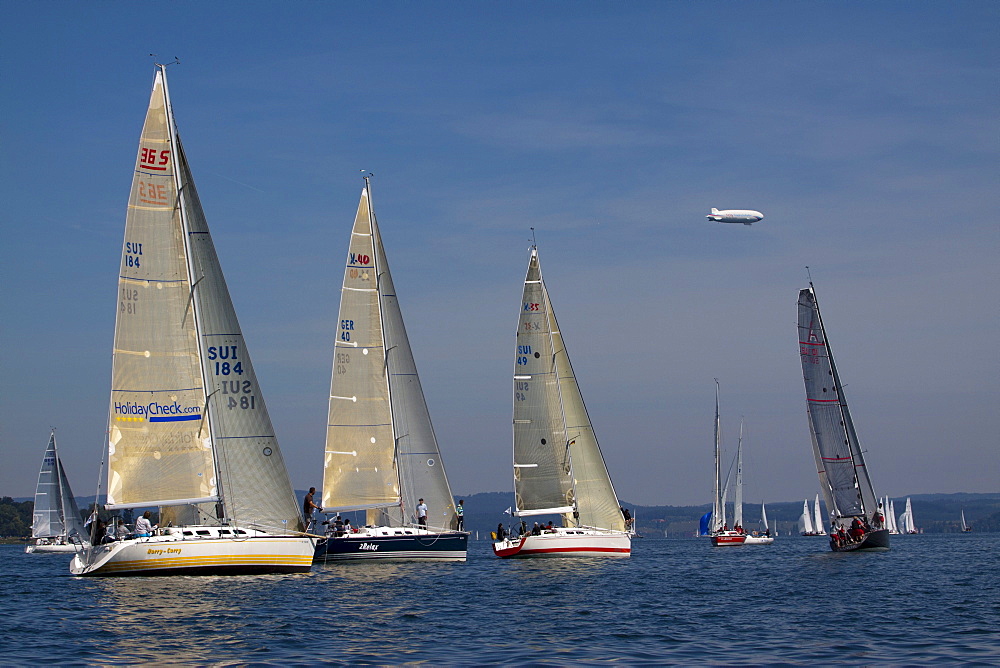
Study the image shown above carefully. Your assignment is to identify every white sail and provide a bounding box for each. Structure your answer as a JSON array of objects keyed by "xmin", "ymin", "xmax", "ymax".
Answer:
[
  {"xmin": 761, "ymin": 503, "xmax": 769, "ymax": 532},
  {"xmin": 322, "ymin": 180, "xmax": 458, "ymax": 530},
  {"xmin": 31, "ymin": 431, "xmax": 88, "ymax": 544},
  {"xmin": 798, "ymin": 285, "xmax": 879, "ymax": 524},
  {"xmin": 961, "ymin": 509, "xmax": 968, "ymax": 531},
  {"xmin": 799, "ymin": 499, "xmax": 815, "ymax": 534},
  {"xmin": 813, "ymin": 494, "xmax": 827, "ymax": 535},
  {"xmin": 512, "ymin": 248, "xmax": 624, "ymax": 531},
  {"xmin": 888, "ymin": 499, "xmax": 898, "ymax": 533},
  {"xmin": 106, "ymin": 67, "xmax": 300, "ymax": 531}
]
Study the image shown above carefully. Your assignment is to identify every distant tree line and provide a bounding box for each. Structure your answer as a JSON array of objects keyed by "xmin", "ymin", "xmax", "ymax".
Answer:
[{"xmin": 0, "ymin": 497, "xmax": 32, "ymax": 537}]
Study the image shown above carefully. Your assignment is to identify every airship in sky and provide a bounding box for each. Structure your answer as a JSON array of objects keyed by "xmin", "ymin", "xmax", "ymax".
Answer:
[{"xmin": 707, "ymin": 208, "xmax": 764, "ymax": 225}]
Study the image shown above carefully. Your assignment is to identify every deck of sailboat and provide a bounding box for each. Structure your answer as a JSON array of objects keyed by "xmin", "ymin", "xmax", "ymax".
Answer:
[{"xmin": 493, "ymin": 527, "xmax": 631, "ymax": 558}]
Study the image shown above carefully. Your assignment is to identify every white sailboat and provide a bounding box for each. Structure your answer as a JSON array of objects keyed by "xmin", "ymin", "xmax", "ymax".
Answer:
[
  {"xmin": 961, "ymin": 509, "xmax": 972, "ymax": 532},
  {"xmin": 812, "ymin": 494, "xmax": 827, "ymax": 535},
  {"xmin": 313, "ymin": 176, "xmax": 467, "ymax": 561},
  {"xmin": 898, "ymin": 498, "xmax": 918, "ymax": 534},
  {"xmin": 797, "ymin": 280, "xmax": 889, "ymax": 551},
  {"xmin": 889, "ymin": 498, "xmax": 900, "ymax": 534},
  {"xmin": 70, "ymin": 65, "xmax": 313, "ymax": 576},
  {"xmin": 27, "ymin": 431, "xmax": 89, "ymax": 553},
  {"xmin": 493, "ymin": 247, "xmax": 630, "ymax": 558},
  {"xmin": 798, "ymin": 499, "xmax": 816, "ymax": 535}
]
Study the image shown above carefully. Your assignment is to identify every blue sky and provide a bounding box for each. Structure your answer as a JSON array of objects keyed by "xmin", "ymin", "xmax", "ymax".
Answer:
[{"xmin": 2, "ymin": 2, "xmax": 997, "ymax": 506}]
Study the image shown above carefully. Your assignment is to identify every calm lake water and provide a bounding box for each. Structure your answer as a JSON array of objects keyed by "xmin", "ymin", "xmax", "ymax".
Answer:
[{"xmin": 2, "ymin": 533, "xmax": 998, "ymax": 665}]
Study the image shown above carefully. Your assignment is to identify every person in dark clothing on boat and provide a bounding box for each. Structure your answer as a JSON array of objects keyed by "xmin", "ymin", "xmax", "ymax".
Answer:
[
  {"xmin": 456, "ymin": 500, "xmax": 465, "ymax": 531},
  {"xmin": 303, "ymin": 487, "xmax": 322, "ymax": 530},
  {"xmin": 520, "ymin": 520, "xmax": 528, "ymax": 537},
  {"xmin": 496, "ymin": 523, "xmax": 506, "ymax": 540}
]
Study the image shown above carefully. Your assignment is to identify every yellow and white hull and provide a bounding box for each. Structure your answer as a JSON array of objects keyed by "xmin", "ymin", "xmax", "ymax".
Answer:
[{"xmin": 70, "ymin": 527, "xmax": 313, "ymax": 577}]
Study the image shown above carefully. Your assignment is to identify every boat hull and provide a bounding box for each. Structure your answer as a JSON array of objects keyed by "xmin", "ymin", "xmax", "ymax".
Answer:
[
  {"xmin": 493, "ymin": 529, "xmax": 630, "ymax": 558},
  {"xmin": 742, "ymin": 534, "xmax": 774, "ymax": 545},
  {"xmin": 830, "ymin": 528, "xmax": 890, "ymax": 552},
  {"xmin": 26, "ymin": 540, "xmax": 84, "ymax": 554},
  {"xmin": 314, "ymin": 528, "xmax": 468, "ymax": 562},
  {"xmin": 710, "ymin": 531, "xmax": 747, "ymax": 547},
  {"xmin": 69, "ymin": 530, "xmax": 314, "ymax": 576}
]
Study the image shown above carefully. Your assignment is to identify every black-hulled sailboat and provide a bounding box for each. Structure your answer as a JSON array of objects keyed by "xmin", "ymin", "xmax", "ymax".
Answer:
[
  {"xmin": 797, "ymin": 280, "xmax": 889, "ymax": 552},
  {"xmin": 312, "ymin": 176, "xmax": 467, "ymax": 561}
]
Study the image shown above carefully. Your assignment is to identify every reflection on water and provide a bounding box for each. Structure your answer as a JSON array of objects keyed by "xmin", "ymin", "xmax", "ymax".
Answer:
[{"xmin": 3, "ymin": 535, "xmax": 1000, "ymax": 665}]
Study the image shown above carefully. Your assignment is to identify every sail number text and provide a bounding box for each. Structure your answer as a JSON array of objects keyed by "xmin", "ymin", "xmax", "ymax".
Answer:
[
  {"xmin": 140, "ymin": 147, "xmax": 170, "ymax": 171},
  {"xmin": 340, "ymin": 319, "xmax": 355, "ymax": 342},
  {"xmin": 208, "ymin": 346, "xmax": 256, "ymax": 410},
  {"xmin": 515, "ymin": 381, "xmax": 530, "ymax": 402},
  {"xmin": 335, "ymin": 351, "xmax": 351, "ymax": 375},
  {"xmin": 516, "ymin": 345, "xmax": 532, "ymax": 366}
]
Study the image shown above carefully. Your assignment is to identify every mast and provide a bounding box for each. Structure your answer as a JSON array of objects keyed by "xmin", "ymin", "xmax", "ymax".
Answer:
[
  {"xmin": 712, "ymin": 380, "xmax": 723, "ymax": 532},
  {"xmin": 734, "ymin": 418, "xmax": 744, "ymax": 528},
  {"xmin": 160, "ymin": 63, "xmax": 226, "ymax": 519}
]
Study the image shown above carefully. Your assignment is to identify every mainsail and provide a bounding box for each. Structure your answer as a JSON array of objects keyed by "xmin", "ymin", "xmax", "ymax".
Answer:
[
  {"xmin": 322, "ymin": 180, "xmax": 457, "ymax": 529},
  {"xmin": 512, "ymin": 248, "xmax": 624, "ymax": 531},
  {"xmin": 32, "ymin": 431, "xmax": 87, "ymax": 542},
  {"xmin": 106, "ymin": 67, "xmax": 301, "ymax": 531},
  {"xmin": 797, "ymin": 285, "xmax": 878, "ymax": 523}
]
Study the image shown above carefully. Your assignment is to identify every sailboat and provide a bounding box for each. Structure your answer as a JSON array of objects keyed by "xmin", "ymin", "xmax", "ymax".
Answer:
[
  {"xmin": 798, "ymin": 499, "xmax": 817, "ymax": 535},
  {"xmin": 812, "ymin": 494, "xmax": 827, "ymax": 535},
  {"xmin": 492, "ymin": 247, "xmax": 630, "ymax": 558},
  {"xmin": 708, "ymin": 397, "xmax": 772, "ymax": 546},
  {"xmin": 70, "ymin": 65, "xmax": 313, "ymax": 576},
  {"xmin": 797, "ymin": 281, "xmax": 889, "ymax": 551},
  {"xmin": 312, "ymin": 176, "xmax": 468, "ymax": 562},
  {"xmin": 898, "ymin": 498, "xmax": 918, "ymax": 534},
  {"xmin": 709, "ymin": 382, "xmax": 743, "ymax": 546},
  {"xmin": 886, "ymin": 498, "xmax": 899, "ymax": 534},
  {"xmin": 961, "ymin": 509, "xmax": 972, "ymax": 532},
  {"xmin": 26, "ymin": 431, "xmax": 90, "ymax": 553}
]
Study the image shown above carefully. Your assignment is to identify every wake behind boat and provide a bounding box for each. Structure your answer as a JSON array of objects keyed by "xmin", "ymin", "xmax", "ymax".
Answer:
[
  {"xmin": 313, "ymin": 176, "xmax": 467, "ymax": 562},
  {"xmin": 26, "ymin": 430, "xmax": 89, "ymax": 554},
  {"xmin": 492, "ymin": 247, "xmax": 630, "ymax": 559},
  {"xmin": 70, "ymin": 65, "xmax": 312, "ymax": 576},
  {"xmin": 797, "ymin": 280, "xmax": 889, "ymax": 552}
]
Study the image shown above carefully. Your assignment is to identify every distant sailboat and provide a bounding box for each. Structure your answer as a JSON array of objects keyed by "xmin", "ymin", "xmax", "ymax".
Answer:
[
  {"xmin": 885, "ymin": 498, "xmax": 899, "ymax": 534},
  {"xmin": 961, "ymin": 509, "xmax": 972, "ymax": 532},
  {"xmin": 70, "ymin": 65, "xmax": 313, "ymax": 576},
  {"xmin": 312, "ymin": 176, "xmax": 468, "ymax": 561},
  {"xmin": 813, "ymin": 494, "xmax": 827, "ymax": 535},
  {"xmin": 797, "ymin": 280, "xmax": 889, "ymax": 551},
  {"xmin": 898, "ymin": 498, "xmax": 918, "ymax": 534},
  {"xmin": 26, "ymin": 431, "xmax": 89, "ymax": 554},
  {"xmin": 492, "ymin": 246, "xmax": 630, "ymax": 558},
  {"xmin": 708, "ymin": 383, "xmax": 761, "ymax": 546},
  {"xmin": 744, "ymin": 500, "xmax": 775, "ymax": 545},
  {"xmin": 799, "ymin": 499, "xmax": 818, "ymax": 536}
]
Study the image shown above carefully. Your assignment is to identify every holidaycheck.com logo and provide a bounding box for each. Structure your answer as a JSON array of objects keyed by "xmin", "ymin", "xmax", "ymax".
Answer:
[{"xmin": 114, "ymin": 401, "xmax": 201, "ymax": 423}]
